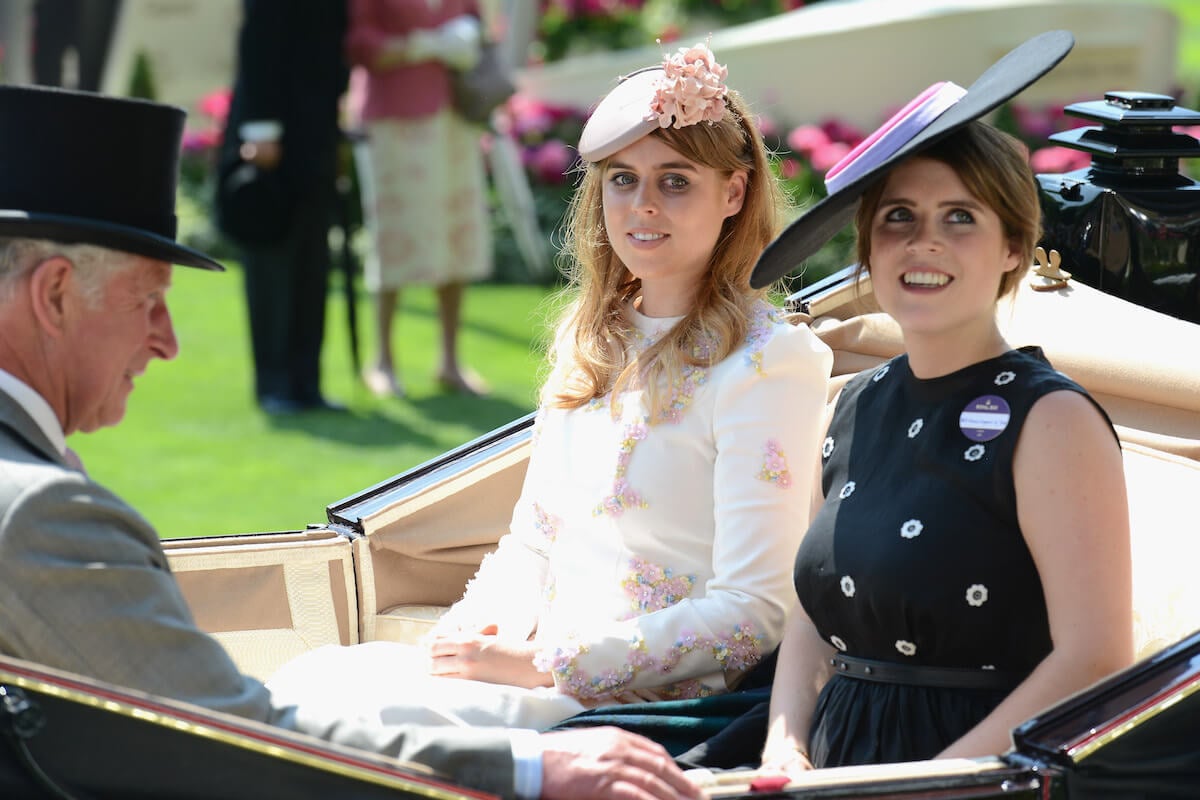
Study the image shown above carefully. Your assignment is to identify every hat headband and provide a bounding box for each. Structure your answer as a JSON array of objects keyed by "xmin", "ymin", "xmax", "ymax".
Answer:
[
  {"xmin": 824, "ymin": 81, "xmax": 967, "ymax": 193},
  {"xmin": 577, "ymin": 42, "xmax": 731, "ymax": 163}
]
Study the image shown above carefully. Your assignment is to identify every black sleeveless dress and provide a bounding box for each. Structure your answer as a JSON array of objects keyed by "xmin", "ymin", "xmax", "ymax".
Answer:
[{"xmin": 795, "ymin": 346, "xmax": 1114, "ymax": 767}]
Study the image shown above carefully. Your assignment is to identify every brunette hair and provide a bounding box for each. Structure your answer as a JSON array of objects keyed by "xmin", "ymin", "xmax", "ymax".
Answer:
[{"xmin": 853, "ymin": 121, "xmax": 1040, "ymax": 300}]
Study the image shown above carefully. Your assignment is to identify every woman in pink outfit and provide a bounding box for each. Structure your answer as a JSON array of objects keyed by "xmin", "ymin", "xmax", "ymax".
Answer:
[{"xmin": 345, "ymin": 0, "xmax": 492, "ymax": 397}]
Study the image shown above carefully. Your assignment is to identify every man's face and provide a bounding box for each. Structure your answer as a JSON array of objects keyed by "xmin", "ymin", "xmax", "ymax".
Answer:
[{"xmin": 62, "ymin": 256, "xmax": 178, "ymax": 434}]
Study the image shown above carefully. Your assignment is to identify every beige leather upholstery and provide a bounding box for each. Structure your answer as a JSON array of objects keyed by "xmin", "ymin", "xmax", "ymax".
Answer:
[{"xmin": 166, "ymin": 530, "xmax": 358, "ymax": 682}]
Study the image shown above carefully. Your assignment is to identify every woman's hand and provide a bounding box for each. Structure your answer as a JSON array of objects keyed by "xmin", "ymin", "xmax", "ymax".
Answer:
[
  {"xmin": 760, "ymin": 741, "xmax": 814, "ymax": 779},
  {"xmin": 427, "ymin": 624, "xmax": 553, "ymax": 688}
]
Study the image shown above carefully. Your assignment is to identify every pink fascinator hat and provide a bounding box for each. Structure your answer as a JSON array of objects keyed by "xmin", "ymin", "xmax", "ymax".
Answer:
[
  {"xmin": 750, "ymin": 29, "xmax": 1075, "ymax": 289},
  {"xmin": 577, "ymin": 42, "xmax": 730, "ymax": 163}
]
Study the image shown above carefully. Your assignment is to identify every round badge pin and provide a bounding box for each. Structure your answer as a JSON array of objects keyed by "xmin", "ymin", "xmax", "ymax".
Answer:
[{"xmin": 959, "ymin": 395, "xmax": 1011, "ymax": 442}]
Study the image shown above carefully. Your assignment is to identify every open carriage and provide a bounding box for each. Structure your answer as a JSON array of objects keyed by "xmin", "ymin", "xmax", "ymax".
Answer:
[
  {"xmin": 5, "ymin": 73, "xmax": 1200, "ymax": 800},
  {"xmin": 5, "ymin": 222, "xmax": 1199, "ymax": 800}
]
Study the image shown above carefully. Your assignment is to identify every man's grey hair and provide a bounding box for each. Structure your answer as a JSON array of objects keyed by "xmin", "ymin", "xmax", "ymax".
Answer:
[{"xmin": 0, "ymin": 238, "xmax": 135, "ymax": 307}]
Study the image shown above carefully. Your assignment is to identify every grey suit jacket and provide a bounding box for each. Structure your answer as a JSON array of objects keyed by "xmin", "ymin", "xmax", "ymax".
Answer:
[{"xmin": 0, "ymin": 390, "xmax": 516, "ymax": 797}]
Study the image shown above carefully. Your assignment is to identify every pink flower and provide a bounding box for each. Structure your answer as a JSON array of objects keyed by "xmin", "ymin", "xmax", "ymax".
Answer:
[
  {"xmin": 657, "ymin": 23, "xmax": 681, "ymax": 43},
  {"xmin": 786, "ymin": 124, "xmax": 829, "ymax": 158},
  {"xmin": 1029, "ymin": 145, "xmax": 1090, "ymax": 174},
  {"xmin": 810, "ymin": 141, "xmax": 852, "ymax": 173},
  {"xmin": 181, "ymin": 128, "xmax": 220, "ymax": 154},
  {"xmin": 529, "ymin": 139, "xmax": 574, "ymax": 184},
  {"xmin": 197, "ymin": 88, "xmax": 231, "ymax": 123},
  {"xmin": 779, "ymin": 157, "xmax": 801, "ymax": 180},
  {"xmin": 649, "ymin": 42, "xmax": 728, "ymax": 129},
  {"xmin": 821, "ymin": 118, "xmax": 864, "ymax": 147}
]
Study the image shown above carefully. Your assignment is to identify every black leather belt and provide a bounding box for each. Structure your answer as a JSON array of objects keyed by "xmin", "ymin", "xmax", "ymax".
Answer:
[{"xmin": 829, "ymin": 654, "xmax": 1020, "ymax": 691}]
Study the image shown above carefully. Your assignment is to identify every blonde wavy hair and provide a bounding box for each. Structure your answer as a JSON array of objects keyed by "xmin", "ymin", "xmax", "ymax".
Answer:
[{"xmin": 544, "ymin": 87, "xmax": 788, "ymax": 418}]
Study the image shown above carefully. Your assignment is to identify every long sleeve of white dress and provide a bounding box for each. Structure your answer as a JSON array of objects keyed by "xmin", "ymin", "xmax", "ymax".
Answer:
[{"xmin": 442, "ymin": 301, "xmax": 833, "ymax": 703}]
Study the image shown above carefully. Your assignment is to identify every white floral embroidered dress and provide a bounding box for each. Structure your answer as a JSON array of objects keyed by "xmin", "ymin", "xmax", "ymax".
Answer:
[{"xmin": 439, "ymin": 300, "xmax": 832, "ymax": 709}]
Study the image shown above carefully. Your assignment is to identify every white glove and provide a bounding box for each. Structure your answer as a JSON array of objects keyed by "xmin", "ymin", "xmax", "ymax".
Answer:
[{"xmin": 433, "ymin": 15, "xmax": 482, "ymax": 71}]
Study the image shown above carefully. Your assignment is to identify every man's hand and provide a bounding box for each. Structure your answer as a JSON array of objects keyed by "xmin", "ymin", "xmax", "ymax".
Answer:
[
  {"xmin": 239, "ymin": 139, "xmax": 281, "ymax": 170},
  {"xmin": 427, "ymin": 624, "xmax": 551, "ymax": 688},
  {"xmin": 539, "ymin": 727, "xmax": 703, "ymax": 800}
]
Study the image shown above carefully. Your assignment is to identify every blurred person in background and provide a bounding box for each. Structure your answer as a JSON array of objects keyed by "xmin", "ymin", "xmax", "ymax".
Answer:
[
  {"xmin": 345, "ymin": 0, "xmax": 494, "ymax": 398},
  {"xmin": 217, "ymin": 0, "xmax": 349, "ymax": 414}
]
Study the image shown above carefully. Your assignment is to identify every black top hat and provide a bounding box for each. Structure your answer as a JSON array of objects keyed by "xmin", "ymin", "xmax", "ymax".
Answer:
[
  {"xmin": 0, "ymin": 85, "xmax": 223, "ymax": 271},
  {"xmin": 750, "ymin": 30, "xmax": 1075, "ymax": 289}
]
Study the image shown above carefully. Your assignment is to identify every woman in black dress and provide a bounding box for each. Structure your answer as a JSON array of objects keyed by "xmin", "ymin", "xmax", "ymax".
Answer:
[{"xmin": 749, "ymin": 31, "xmax": 1134, "ymax": 772}]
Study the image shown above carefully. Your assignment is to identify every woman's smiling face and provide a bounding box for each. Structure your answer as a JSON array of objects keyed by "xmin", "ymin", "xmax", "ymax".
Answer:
[
  {"xmin": 602, "ymin": 135, "xmax": 745, "ymax": 317},
  {"xmin": 866, "ymin": 156, "xmax": 1020, "ymax": 339}
]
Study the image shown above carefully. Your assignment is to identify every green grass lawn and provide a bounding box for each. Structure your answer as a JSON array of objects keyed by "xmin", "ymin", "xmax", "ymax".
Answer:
[{"xmin": 70, "ymin": 264, "xmax": 558, "ymax": 539}]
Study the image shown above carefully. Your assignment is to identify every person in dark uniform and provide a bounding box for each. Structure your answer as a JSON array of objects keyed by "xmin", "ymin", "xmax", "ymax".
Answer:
[{"xmin": 218, "ymin": 0, "xmax": 349, "ymax": 414}]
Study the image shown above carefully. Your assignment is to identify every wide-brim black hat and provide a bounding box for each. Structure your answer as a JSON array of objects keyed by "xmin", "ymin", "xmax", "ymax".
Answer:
[
  {"xmin": 750, "ymin": 29, "xmax": 1075, "ymax": 289},
  {"xmin": 0, "ymin": 85, "xmax": 223, "ymax": 271}
]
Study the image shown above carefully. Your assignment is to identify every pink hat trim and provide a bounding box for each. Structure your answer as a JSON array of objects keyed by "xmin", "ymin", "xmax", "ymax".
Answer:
[{"xmin": 824, "ymin": 81, "xmax": 967, "ymax": 194}]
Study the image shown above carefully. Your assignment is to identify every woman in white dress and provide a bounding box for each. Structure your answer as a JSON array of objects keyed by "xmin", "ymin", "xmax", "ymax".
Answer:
[{"xmin": 268, "ymin": 43, "xmax": 833, "ymax": 730}]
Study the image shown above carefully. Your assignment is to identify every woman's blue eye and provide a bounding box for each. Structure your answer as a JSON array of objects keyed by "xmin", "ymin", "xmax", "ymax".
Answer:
[
  {"xmin": 883, "ymin": 207, "xmax": 912, "ymax": 223},
  {"xmin": 611, "ymin": 173, "xmax": 635, "ymax": 187},
  {"xmin": 948, "ymin": 209, "xmax": 975, "ymax": 224},
  {"xmin": 663, "ymin": 174, "xmax": 689, "ymax": 191}
]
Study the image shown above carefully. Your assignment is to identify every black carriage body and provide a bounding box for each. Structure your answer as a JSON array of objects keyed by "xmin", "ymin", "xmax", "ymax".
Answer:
[
  {"xmin": 2, "ymin": 572, "xmax": 1198, "ymax": 799},
  {"xmin": 1036, "ymin": 91, "xmax": 1200, "ymax": 324}
]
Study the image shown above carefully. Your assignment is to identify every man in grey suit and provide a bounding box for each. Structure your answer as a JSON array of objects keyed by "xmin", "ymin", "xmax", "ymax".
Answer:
[{"xmin": 0, "ymin": 85, "xmax": 699, "ymax": 800}]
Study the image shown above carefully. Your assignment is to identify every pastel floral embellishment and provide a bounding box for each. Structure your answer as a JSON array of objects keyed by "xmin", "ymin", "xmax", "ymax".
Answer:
[
  {"xmin": 595, "ymin": 418, "xmax": 651, "ymax": 517},
  {"xmin": 895, "ymin": 640, "xmax": 917, "ymax": 657},
  {"xmin": 741, "ymin": 303, "xmax": 773, "ymax": 374},
  {"xmin": 822, "ymin": 436, "xmax": 835, "ymax": 459},
  {"xmin": 966, "ymin": 584, "xmax": 989, "ymax": 607},
  {"xmin": 908, "ymin": 419, "xmax": 924, "ymax": 438},
  {"xmin": 711, "ymin": 623, "xmax": 765, "ymax": 671},
  {"xmin": 964, "ymin": 443, "xmax": 986, "ymax": 462},
  {"xmin": 840, "ymin": 575, "xmax": 855, "ymax": 597},
  {"xmin": 532, "ymin": 502, "xmax": 561, "ymax": 544},
  {"xmin": 872, "ymin": 364, "xmax": 890, "ymax": 382},
  {"xmin": 994, "ymin": 370, "xmax": 1016, "ymax": 386},
  {"xmin": 838, "ymin": 481, "xmax": 856, "ymax": 499},
  {"xmin": 757, "ymin": 439, "xmax": 792, "ymax": 488},
  {"xmin": 830, "ymin": 635, "xmax": 847, "ymax": 651},
  {"xmin": 649, "ymin": 42, "xmax": 728, "ymax": 129},
  {"xmin": 622, "ymin": 558, "xmax": 696, "ymax": 614},
  {"xmin": 900, "ymin": 519, "xmax": 923, "ymax": 539}
]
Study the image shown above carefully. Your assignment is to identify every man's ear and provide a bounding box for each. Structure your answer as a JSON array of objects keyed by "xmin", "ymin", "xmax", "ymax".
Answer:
[{"xmin": 27, "ymin": 256, "xmax": 76, "ymax": 338}]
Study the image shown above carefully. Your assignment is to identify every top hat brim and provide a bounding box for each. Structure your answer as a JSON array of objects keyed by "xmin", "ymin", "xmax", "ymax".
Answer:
[
  {"xmin": 0, "ymin": 212, "xmax": 225, "ymax": 271},
  {"xmin": 750, "ymin": 29, "xmax": 1075, "ymax": 289}
]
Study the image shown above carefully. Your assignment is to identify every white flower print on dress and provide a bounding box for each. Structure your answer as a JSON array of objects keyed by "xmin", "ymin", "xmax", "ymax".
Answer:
[
  {"xmin": 840, "ymin": 576, "xmax": 855, "ymax": 597},
  {"xmin": 907, "ymin": 419, "xmax": 924, "ymax": 438},
  {"xmin": 895, "ymin": 640, "xmax": 917, "ymax": 656},
  {"xmin": 964, "ymin": 443, "xmax": 985, "ymax": 462},
  {"xmin": 982, "ymin": 665, "xmax": 996, "ymax": 670},
  {"xmin": 822, "ymin": 436, "xmax": 835, "ymax": 459},
  {"xmin": 900, "ymin": 519, "xmax": 923, "ymax": 539},
  {"xmin": 994, "ymin": 370, "xmax": 1016, "ymax": 386},
  {"xmin": 830, "ymin": 635, "xmax": 847, "ymax": 651},
  {"xmin": 965, "ymin": 584, "xmax": 989, "ymax": 607},
  {"xmin": 838, "ymin": 481, "xmax": 856, "ymax": 499},
  {"xmin": 872, "ymin": 364, "xmax": 890, "ymax": 382}
]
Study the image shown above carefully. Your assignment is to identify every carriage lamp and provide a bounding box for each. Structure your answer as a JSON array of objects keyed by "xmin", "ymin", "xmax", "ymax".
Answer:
[{"xmin": 1036, "ymin": 91, "xmax": 1200, "ymax": 324}]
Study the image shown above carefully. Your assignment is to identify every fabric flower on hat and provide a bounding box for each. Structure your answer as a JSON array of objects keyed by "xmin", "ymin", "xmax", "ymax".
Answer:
[{"xmin": 648, "ymin": 42, "xmax": 728, "ymax": 129}]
